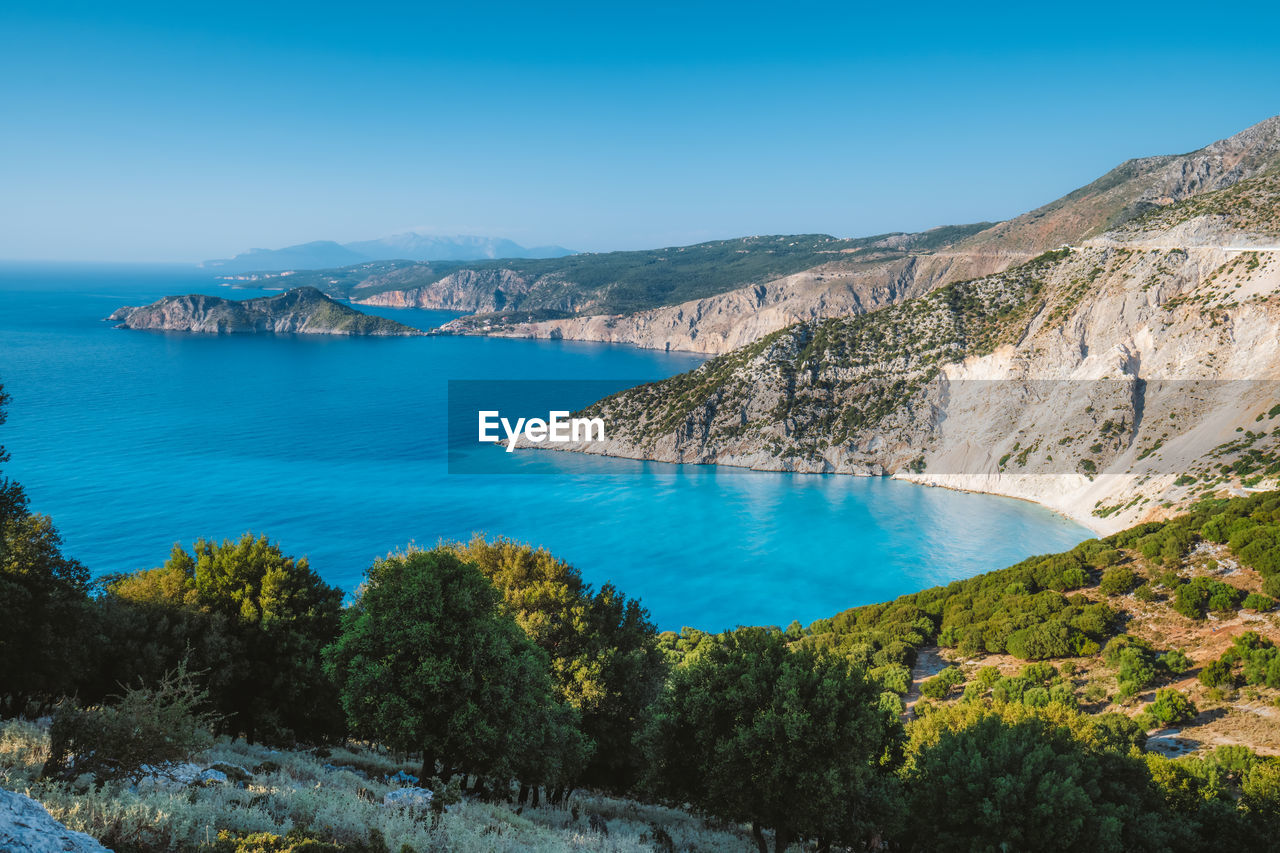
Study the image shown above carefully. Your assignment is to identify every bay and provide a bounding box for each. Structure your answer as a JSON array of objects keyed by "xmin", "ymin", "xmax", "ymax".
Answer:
[{"xmin": 0, "ymin": 263, "xmax": 1091, "ymax": 630}]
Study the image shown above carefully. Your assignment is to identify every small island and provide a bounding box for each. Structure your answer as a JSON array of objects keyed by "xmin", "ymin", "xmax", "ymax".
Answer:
[{"xmin": 109, "ymin": 286, "xmax": 423, "ymax": 336}]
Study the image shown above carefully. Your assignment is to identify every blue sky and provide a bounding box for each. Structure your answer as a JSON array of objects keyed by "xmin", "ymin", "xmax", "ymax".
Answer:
[{"xmin": 2, "ymin": 1, "xmax": 1278, "ymax": 262}]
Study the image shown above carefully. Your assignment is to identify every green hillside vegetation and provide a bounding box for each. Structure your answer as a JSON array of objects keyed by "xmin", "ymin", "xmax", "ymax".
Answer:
[
  {"xmin": 586, "ymin": 247, "xmax": 1071, "ymax": 453},
  {"xmin": 1118, "ymin": 168, "xmax": 1280, "ymax": 237},
  {"xmin": 298, "ymin": 294, "xmax": 419, "ymax": 335},
  {"xmin": 3, "ymin": 384, "xmax": 1280, "ymax": 851},
  {"xmin": 280, "ymin": 228, "xmax": 995, "ymax": 317}
]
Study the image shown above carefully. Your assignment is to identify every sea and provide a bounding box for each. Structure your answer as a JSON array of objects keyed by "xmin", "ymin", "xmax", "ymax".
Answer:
[{"xmin": 0, "ymin": 263, "xmax": 1092, "ymax": 630}]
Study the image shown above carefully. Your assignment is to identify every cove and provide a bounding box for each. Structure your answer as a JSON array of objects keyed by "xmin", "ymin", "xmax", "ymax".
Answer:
[{"xmin": 0, "ymin": 264, "xmax": 1092, "ymax": 630}]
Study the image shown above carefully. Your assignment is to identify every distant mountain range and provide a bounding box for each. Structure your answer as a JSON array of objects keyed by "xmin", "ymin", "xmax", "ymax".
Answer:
[{"xmin": 200, "ymin": 233, "xmax": 573, "ymax": 273}]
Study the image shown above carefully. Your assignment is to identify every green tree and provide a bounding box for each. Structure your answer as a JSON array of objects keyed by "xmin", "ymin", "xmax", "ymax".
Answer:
[
  {"xmin": 903, "ymin": 703, "xmax": 1175, "ymax": 852},
  {"xmin": 102, "ymin": 534, "xmax": 343, "ymax": 742},
  {"xmin": 323, "ymin": 547, "xmax": 583, "ymax": 785},
  {"xmin": 643, "ymin": 627, "xmax": 900, "ymax": 852},
  {"xmin": 0, "ymin": 513, "xmax": 91, "ymax": 715},
  {"xmin": 0, "ymin": 384, "xmax": 27, "ymax": 522},
  {"xmin": 0, "ymin": 384, "xmax": 90, "ymax": 715},
  {"xmin": 449, "ymin": 536, "xmax": 666, "ymax": 792}
]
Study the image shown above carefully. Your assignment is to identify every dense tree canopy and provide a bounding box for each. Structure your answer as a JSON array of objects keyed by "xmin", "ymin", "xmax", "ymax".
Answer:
[
  {"xmin": 902, "ymin": 703, "xmax": 1176, "ymax": 852},
  {"xmin": 644, "ymin": 627, "xmax": 901, "ymax": 852},
  {"xmin": 323, "ymin": 548, "xmax": 585, "ymax": 786},
  {"xmin": 100, "ymin": 534, "xmax": 344, "ymax": 742},
  {"xmin": 449, "ymin": 536, "xmax": 666, "ymax": 791}
]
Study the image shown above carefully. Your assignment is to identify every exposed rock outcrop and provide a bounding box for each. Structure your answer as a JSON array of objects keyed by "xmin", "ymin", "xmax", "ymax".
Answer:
[
  {"xmin": 0, "ymin": 787, "xmax": 110, "ymax": 853},
  {"xmin": 375, "ymin": 115, "xmax": 1280, "ymax": 354},
  {"xmin": 111, "ymin": 287, "xmax": 422, "ymax": 336},
  {"xmin": 436, "ymin": 249, "xmax": 1028, "ymax": 354},
  {"xmin": 546, "ymin": 170, "xmax": 1280, "ymax": 532}
]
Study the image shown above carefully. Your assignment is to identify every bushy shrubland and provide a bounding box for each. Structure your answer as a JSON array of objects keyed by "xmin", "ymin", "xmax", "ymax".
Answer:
[
  {"xmin": 42, "ymin": 663, "xmax": 215, "ymax": 783},
  {"xmin": 1200, "ymin": 632, "xmax": 1280, "ymax": 690}
]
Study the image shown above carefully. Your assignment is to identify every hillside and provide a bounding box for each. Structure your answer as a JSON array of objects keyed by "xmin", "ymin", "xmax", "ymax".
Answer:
[
  {"xmin": 351, "ymin": 231, "xmax": 994, "ymax": 315},
  {"xmin": 4, "ymin": 493, "xmax": 1279, "ymax": 851},
  {"xmin": 789, "ymin": 489, "xmax": 1280, "ymax": 757},
  {"xmin": 544, "ymin": 166, "xmax": 1280, "ymax": 531},
  {"xmin": 201, "ymin": 118, "xmax": 1280, "ymax": 356},
  {"xmin": 411, "ymin": 116, "xmax": 1280, "ymax": 353},
  {"xmin": 109, "ymin": 287, "xmax": 422, "ymax": 336}
]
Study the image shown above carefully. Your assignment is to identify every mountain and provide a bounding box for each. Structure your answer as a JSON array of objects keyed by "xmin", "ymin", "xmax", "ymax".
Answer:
[
  {"xmin": 108, "ymin": 287, "xmax": 422, "ymax": 336},
  {"xmin": 200, "ymin": 234, "xmax": 573, "ymax": 273},
  {"xmin": 256, "ymin": 226, "xmax": 996, "ymax": 352},
  {"xmin": 343, "ymin": 233, "xmax": 571, "ymax": 262},
  {"xmin": 200, "ymin": 241, "xmax": 371, "ymax": 272},
  {"xmin": 202, "ymin": 117, "xmax": 1280, "ymax": 355},
  {"xmin": 553, "ymin": 155, "xmax": 1280, "ymax": 532}
]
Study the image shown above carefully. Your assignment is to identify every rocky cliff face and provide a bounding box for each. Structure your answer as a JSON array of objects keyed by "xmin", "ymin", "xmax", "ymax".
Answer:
[
  {"xmin": 111, "ymin": 287, "xmax": 422, "ymax": 336},
  {"xmin": 547, "ymin": 169, "xmax": 1280, "ymax": 532},
  {"xmin": 436, "ymin": 248, "xmax": 1029, "ymax": 354},
  {"xmin": 373, "ymin": 116, "xmax": 1280, "ymax": 355},
  {"xmin": 356, "ymin": 267, "xmax": 543, "ymax": 312}
]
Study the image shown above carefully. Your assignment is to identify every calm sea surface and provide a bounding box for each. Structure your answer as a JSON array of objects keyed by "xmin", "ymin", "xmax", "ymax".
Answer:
[{"xmin": 0, "ymin": 264, "xmax": 1091, "ymax": 630}]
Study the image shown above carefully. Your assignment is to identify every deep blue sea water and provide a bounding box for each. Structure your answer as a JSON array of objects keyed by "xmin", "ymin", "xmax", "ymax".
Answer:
[{"xmin": 0, "ymin": 264, "xmax": 1092, "ymax": 630}]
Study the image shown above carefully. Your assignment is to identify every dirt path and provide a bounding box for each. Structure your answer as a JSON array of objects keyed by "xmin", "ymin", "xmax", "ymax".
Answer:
[{"xmin": 903, "ymin": 646, "xmax": 948, "ymax": 720}]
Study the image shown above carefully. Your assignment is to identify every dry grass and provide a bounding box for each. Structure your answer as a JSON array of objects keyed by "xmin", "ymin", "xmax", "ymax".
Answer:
[{"xmin": 0, "ymin": 722, "xmax": 758, "ymax": 853}]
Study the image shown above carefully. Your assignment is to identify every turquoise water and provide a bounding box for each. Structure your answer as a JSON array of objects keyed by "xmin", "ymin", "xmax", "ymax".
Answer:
[{"xmin": 0, "ymin": 264, "xmax": 1092, "ymax": 630}]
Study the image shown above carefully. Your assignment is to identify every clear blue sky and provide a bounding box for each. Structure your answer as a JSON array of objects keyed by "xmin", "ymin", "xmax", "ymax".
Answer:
[{"xmin": 2, "ymin": 0, "xmax": 1278, "ymax": 262}]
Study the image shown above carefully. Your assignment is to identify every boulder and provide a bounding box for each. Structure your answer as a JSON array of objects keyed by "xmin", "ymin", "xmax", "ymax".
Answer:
[
  {"xmin": 195, "ymin": 768, "xmax": 229, "ymax": 785},
  {"xmin": 0, "ymin": 787, "xmax": 111, "ymax": 852},
  {"xmin": 135, "ymin": 762, "xmax": 203, "ymax": 790},
  {"xmin": 383, "ymin": 787, "xmax": 433, "ymax": 810},
  {"xmin": 387, "ymin": 770, "xmax": 418, "ymax": 786}
]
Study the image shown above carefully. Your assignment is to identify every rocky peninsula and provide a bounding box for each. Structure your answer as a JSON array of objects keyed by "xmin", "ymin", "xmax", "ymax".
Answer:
[{"xmin": 109, "ymin": 287, "xmax": 422, "ymax": 336}]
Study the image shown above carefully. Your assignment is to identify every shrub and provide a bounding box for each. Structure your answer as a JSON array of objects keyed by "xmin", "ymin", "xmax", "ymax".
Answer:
[
  {"xmin": 42, "ymin": 663, "xmax": 215, "ymax": 782},
  {"xmin": 1145, "ymin": 689, "xmax": 1197, "ymax": 727},
  {"xmin": 921, "ymin": 666, "xmax": 966, "ymax": 700},
  {"xmin": 1243, "ymin": 592, "xmax": 1275, "ymax": 612},
  {"xmin": 1090, "ymin": 549, "xmax": 1123, "ymax": 569},
  {"xmin": 1173, "ymin": 577, "xmax": 1244, "ymax": 619},
  {"xmin": 871, "ymin": 664, "xmax": 911, "ymax": 694},
  {"xmin": 1099, "ymin": 566, "xmax": 1137, "ymax": 595},
  {"xmin": 1161, "ymin": 649, "xmax": 1192, "ymax": 675},
  {"xmin": 1006, "ymin": 622, "xmax": 1076, "ymax": 660},
  {"xmin": 204, "ymin": 829, "xmax": 347, "ymax": 852}
]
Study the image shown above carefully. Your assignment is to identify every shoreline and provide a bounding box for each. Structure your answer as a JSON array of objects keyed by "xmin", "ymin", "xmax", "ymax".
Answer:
[{"xmin": 514, "ymin": 442, "xmax": 1109, "ymax": 537}]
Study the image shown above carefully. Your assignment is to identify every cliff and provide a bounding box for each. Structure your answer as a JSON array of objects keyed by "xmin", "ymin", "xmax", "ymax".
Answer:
[
  {"xmin": 546, "ymin": 168, "xmax": 1280, "ymax": 533},
  {"xmin": 110, "ymin": 287, "xmax": 423, "ymax": 336},
  {"xmin": 378, "ymin": 116, "xmax": 1280, "ymax": 354}
]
